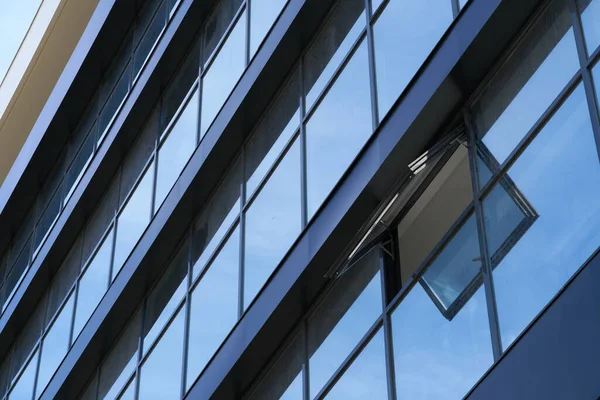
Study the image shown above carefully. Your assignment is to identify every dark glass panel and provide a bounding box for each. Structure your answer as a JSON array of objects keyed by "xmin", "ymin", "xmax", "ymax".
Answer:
[
  {"xmin": 202, "ymin": 0, "xmax": 243, "ymax": 66},
  {"xmin": 133, "ymin": 1, "xmax": 168, "ymax": 78}
]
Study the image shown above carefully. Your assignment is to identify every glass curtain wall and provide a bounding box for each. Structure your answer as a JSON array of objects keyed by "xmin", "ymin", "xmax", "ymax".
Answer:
[
  {"xmin": 246, "ymin": 0, "xmax": 600, "ymax": 399},
  {"xmin": 0, "ymin": 0, "xmax": 291, "ymax": 398},
  {"xmin": 0, "ymin": 0, "xmax": 183, "ymax": 319}
]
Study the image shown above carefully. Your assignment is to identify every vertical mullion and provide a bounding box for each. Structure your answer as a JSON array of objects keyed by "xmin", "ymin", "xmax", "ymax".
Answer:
[
  {"xmin": 180, "ymin": 238, "xmax": 193, "ymax": 398},
  {"xmin": 239, "ymin": 152, "xmax": 246, "ymax": 317},
  {"xmin": 151, "ymin": 101, "xmax": 161, "ymax": 216},
  {"xmin": 197, "ymin": 33, "xmax": 205, "ymax": 146},
  {"xmin": 569, "ymin": 0, "xmax": 600, "ymax": 164},
  {"xmin": 299, "ymin": 62, "xmax": 308, "ymax": 228},
  {"xmin": 451, "ymin": 0, "xmax": 460, "ymax": 18},
  {"xmin": 134, "ymin": 300, "xmax": 146, "ymax": 400},
  {"xmin": 245, "ymin": 0, "xmax": 251, "ymax": 66},
  {"xmin": 464, "ymin": 111, "xmax": 503, "ymax": 361},
  {"xmin": 301, "ymin": 320, "xmax": 310, "ymax": 400},
  {"xmin": 365, "ymin": 0, "xmax": 380, "ymax": 129},
  {"xmin": 378, "ymin": 246, "xmax": 397, "ymax": 400}
]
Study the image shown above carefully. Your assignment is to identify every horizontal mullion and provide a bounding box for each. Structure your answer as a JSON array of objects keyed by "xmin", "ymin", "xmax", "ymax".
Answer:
[{"xmin": 159, "ymin": 79, "xmax": 200, "ymax": 144}]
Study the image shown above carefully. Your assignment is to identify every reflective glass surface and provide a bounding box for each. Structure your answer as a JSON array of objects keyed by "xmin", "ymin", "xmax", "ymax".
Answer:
[
  {"xmin": 323, "ymin": 329, "xmax": 387, "ymax": 400},
  {"xmin": 244, "ymin": 140, "xmax": 301, "ymax": 308},
  {"xmin": 73, "ymin": 228, "xmax": 113, "ymax": 339},
  {"xmin": 485, "ymin": 85, "xmax": 600, "ymax": 349},
  {"xmin": 113, "ymin": 162, "xmax": 155, "ymax": 275},
  {"xmin": 99, "ymin": 63, "xmax": 132, "ymax": 138},
  {"xmin": 134, "ymin": 2, "xmax": 167, "ymax": 78},
  {"xmin": 471, "ymin": 0, "xmax": 578, "ymax": 180},
  {"xmin": 393, "ymin": 216, "xmax": 493, "ymax": 400},
  {"xmin": 373, "ymin": 0, "xmax": 453, "ymax": 119},
  {"xmin": 36, "ymin": 294, "xmax": 75, "ymax": 398},
  {"xmin": 303, "ymin": 0, "xmax": 365, "ymax": 111},
  {"xmin": 138, "ymin": 309, "xmax": 185, "ymax": 400},
  {"xmin": 8, "ymin": 349, "xmax": 38, "ymax": 400},
  {"xmin": 186, "ymin": 227, "xmax": 239, "ymax": 389},
  {"xmin": 200, "ymin": 11, "xmax": 247, "ymax": 136},
  {"xmin": 308, "ymin": 249, "xmax": 382, "ymax": 398},
  {"xmin": 155, "ymin": 90, "xmax": 199, "ymax": 210},
  {"xmin": 203, "ymin": 0, "xmax": 243, "ymax": 65},
  {"xmin": 578, "ymin": 0, "xmax": 600, "ymax": 55},
  {"xmin": 305, "ymin": 41, "xmax": 371, "ymax": 218},
  {"xmin": 250, "ymin": 0, "xmax": 287, "ymax": 56}
]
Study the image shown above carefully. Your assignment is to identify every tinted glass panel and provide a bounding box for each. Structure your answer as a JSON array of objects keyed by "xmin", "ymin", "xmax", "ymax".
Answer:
[
  {"xmin": 36, "ymin": 294, "xmax": 75, "ymax": 398},
  {"xmin": 65, "ymin": 129, "xmax": 95, "ymax": 202},
  {"xmin": 303, "ymin": 0, "xmax": 365, "ymax": 111},
  {"xmin": 33, "ymin": 187, "xmax": 62, "ymax": 253},
  {"xmin": 470, "ymin": 0, "xmax": 577, "ymax": 180},
  {"xmin": 244, "ymin": 140, "xmax": 301, "ymax": 308},
  {"xmin": 393, "ymin": 211, "xmax": 493, "ymax": 400},
  {"xmin": 186, "ymin": 227, "xmax": 239, "ymax": 389},
  {"xmin": 305, "ymin": 41, "xmax": 371, "ymax": 218},
  {"xmin": 250, "ymin": 0, "xmax": 287, "ymax": 56},
  {"xmin": 133, "ymin": 1, "xmax": 167, "ymax": 77},
  {"xmin": 99, "ymin": 63, "xmax": 132, "ymax": 139},
  {"xmin": 200, "ymin": 11, "xmax": 247, "ymax": 136},
  {"xmin": 8, "ymin": 349, "xmax": 38, "ymax": 400},
  {"xmin": 10, "ymin": 294, "xmax": 45, "ymax": 382},
  {"xmin": 203, "ymin": 0, "xmax": 243, "ymax": 65},
  {"xmin": 308, "ymin": 248, "xmax": 382, "ymax": 397},
  {"xmin": 113, "ymin": 162, "xmax": 154, "ymax": 276},
  {"xmin": 117, "ymin": 380, "xmax": 135, "ymax": 400},
  {"xmin": 324, "ymin": 329, "xmax": 387, "ymax": 400},
  {"xmin": 4, "ymin": 238, "xmax": 32, "ymax": 309},
  {"xmin": 155, "ymin": 90, "xmax": 198, "ymax": 210},
  {"xmin": 485, "ymin": 85, "xmax": 600, "ymax": 349},
  {"xmin": 73, "ymin": 228, "xmax": 113, "ymax": 339},
  {"xmin": 138, "ymin": 309, "xmax": 184, "ymax": 400},
  {"xmin": 98, "ymin": 310, "xmax": 141, "ymax": 400},
  {"xmin": 578, "ymin": 0, "xmax": 600, "ymax": 55},
  {"xmin": 143, "ymin": 240, "xmax": 188, "ymax": 353},
  {"xmin": 245, "ymin": 70, "xmax": 300, "ymax": 198},
  {"xmin": 373, "ymin": 0, "xmax": 452, "ymax": 119},
  {"xmin": 192, "ymin": 160, "xmax": 240, "ymax": 279}
]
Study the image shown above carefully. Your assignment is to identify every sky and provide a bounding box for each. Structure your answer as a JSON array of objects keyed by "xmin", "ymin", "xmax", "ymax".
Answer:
[{"xmin": 0, "ymin": 0, "xmax": 42, "ymax": 84}]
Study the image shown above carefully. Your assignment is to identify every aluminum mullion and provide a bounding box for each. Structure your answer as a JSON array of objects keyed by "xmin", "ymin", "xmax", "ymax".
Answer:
[
  {"xmin": 299, "ymin": 62, "xmax": 308, "ymax": 229},
  {"xmin": 239, "ymin": 151, "xmax": 246, "ymax": 317},
  {"xmin": 568, "ymin": 0, "xmax": 600, "ymax": 168},
  {"xmin": 464, "ymin": 110, "xmax": 502, "ymax": 361},
  {"xmin": 378, "ymin": 247, "xmax": 397, "ymax": 400},
  {"xmin": 301, "ymin": 320, "xmax": 310, "ymax": 400},
  {"xmin": 133, "ymin": 300, "xmax": 146, "ymax": 400},
  {"xmin": 365, "ymin": 0, "xmax": 380, "ymax": 130},
  {"xmin": 180, "ymin": 239, "xmax": 193, "ymax": 398},
  {"xmin": 451, "ymin": 0, "xmax": 460, "ymax": 18},
  {"xmin": 245, "ymin": 0, "xmax": 251, "ymax": 66}
]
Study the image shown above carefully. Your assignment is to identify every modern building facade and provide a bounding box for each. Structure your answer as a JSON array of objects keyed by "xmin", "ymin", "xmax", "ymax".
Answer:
[{"xmin": 0, "ymin": 0, "xmax": 599, "ymax": 399}]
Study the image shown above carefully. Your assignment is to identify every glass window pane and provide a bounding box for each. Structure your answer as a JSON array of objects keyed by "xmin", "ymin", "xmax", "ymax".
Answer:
[
  {"xmin": 244, "ymin": 140, "xmax": 301, "ymax": 308},
  {"xmin": 119, "ymin": 108, "xmax": 158, "ymax": 208},
  {"xmin": 374, "ymin": 0, "xmax": 453, "ymax": 119},
  {"xmin": 98, "ymin": 310, "xmax": 141, "ymax": 400},
  {"xmin": 303, "ymin": 0, "xmax": 365, "ymax": 111},
  {"xmin": 113, "ymin": 162, "xmax": 154, "ymax": 276},
  {"xmin": 0, "ymin": 350, "xmax": 11, "ymax": 398},
  {"xmin": 138, "ymin": 308, "xmax": 184, "ymax": 400},
  {"xmin": 143, "ymin": 240, "xmax": 188, "ymax": 353},
  {"xmin": 33, "ymin": 186, "xmax": 62, "ymax": 254},
  {"xmin": 186, "ymin": 227, "xmax": 239, "ymax": 389},
  {"xmin": 65, "ymin": 129, "xmax": 95, "ymax": 202},
  {"xmin": 203, "ymin": 0, "xmax": 243, "ymax": 65},
  {"xmin": 192, "ymin": 160, "xmax": 241, "ymax": 279},
  {"xmin": 10, "ymin": 294, "xmax": 45, "ymax": 383},
  {"xmin": 308, "ymin": 248, "xmax": 382, "ymax": 397},
  {"xmin": 249, "ymin": 0, "xmax": 287, "ymax": 56},
  {"xmin": 4, "ymin": 238, "xmax": 32, "ymax": 309},
  {"xmin": 133, "ymin": 1, "xmax": 167, "ymax": 78},
  {"xmin": 73, "ymin": 228, "xmax": 113, "ymax": 339},
  {"xmin": 392, "ymin": 217, "xmax": 492, "ymax": 400},
  {"xmin": 83, "ymin": 176, "xmax": 119, "ymax": 265},
  {"xmin": 245, "ymin": 69, "xmax": 300, "ymax": 198},
  {"xmin": 246, "ymin": 330, "xmax": 304, "ymax": 400},
  {"xmin": 305, "ymin": 40, "xmax": 371, "ymax": 219},
  {"xmin": 117, "ymin": 379, "xmax": 135, "ymax": 400},
  {"xmin": 578, "ymin": 0, "xmax": 600, "ymax": 56},
  {"xmin": 99, "ymin": 63, "xmax": 132, "ymax": 140},
  {"xmin": 484, "ymin": 84, "xmax": 600, "ymax": 349},
  {"xmin": 8, "ymin": 349, "xmax": 38, "ymax": 400},
  {"xmin": 470, "ymin": 0, "xmax": 578, "ymax": 182},
  {"xmin": 371, "ymin": 0, "xmax": 384, "ymax": 14},
  {"xmin": 36, "ymin": 293, "xmax": 75, "ymax": 398},
  {"xmin": 323, "ymin": 329, "xmax": 387, "ymax": 400},
  {"xmin": 161, "ymin": 39, "xmax": 200, "ymax": 131},
  {"xmin": 155, "ymin": 90, "xmax": 199, "ymax": 210},
  {"xmin": 593, "ymin": 61, "xmax": 600, "ymax": 105},
  {"xmin": 200, "ymin": 11, "xmax": 247, "ymax": 136}
]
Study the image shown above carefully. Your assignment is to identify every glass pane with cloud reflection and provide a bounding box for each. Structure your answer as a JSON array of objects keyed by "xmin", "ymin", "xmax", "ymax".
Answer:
[
  {"xmin": 485, "ymin": 84, "xmax": 600, "ymax": 349},
  {"xmin": 305, "ymin": 40, "xmax": 371, "ymax": 219},
  {"xmin": 373, "ymin": 0, "xmax": 453, "ymax": 119},
  {"xmin": 578, "ymin": 0, "xmax": 600, "ymax": 56}
]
